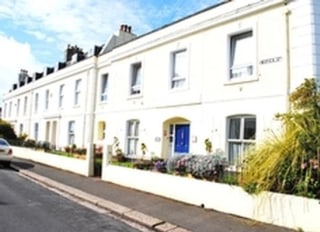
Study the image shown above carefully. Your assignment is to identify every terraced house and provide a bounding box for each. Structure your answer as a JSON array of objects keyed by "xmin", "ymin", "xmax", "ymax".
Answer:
[{"xmin": 2, "ymin": 0, "xmax": 320, "ymax": 171}]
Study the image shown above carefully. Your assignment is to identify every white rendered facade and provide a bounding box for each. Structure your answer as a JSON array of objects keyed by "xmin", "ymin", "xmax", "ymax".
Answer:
[{"xmin": 3, "ymin": 0, "xmax": 320, "ymax": 167}]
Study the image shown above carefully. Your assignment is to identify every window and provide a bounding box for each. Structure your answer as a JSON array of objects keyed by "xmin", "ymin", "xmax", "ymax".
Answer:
[
  {"xmin": 59, "ymin": 84, "xmax": 64, "ymax": 107},
  {"xmin": 171, "ymin": 49, "xmax": 187, "ymax": 89},
  {"xmin": 68, "ymin": 121, "xmax": 75, "ymax": 145},
  {"xmin": 45, "ymin": 121, "xmax": 50, "ymax": 141},
  {"xmin": 34, "ymin": 123, "xmax": 39, "ymax": 141},
  {"xmin": 45, "ymin": 89, "xmax": 49, "ymax": 110},
  {"xmin": 19, "ymin": 124, "xmax": 23, "ymax": 136},
  {"xmin": 126, "ymin": 120, "xmax": 139, "ymax": 156},
  {"xmin": 101, "ymin": 74, "xmax": 108, "ymax": 101},
  {"xmin": 16, "ymin": 99, "xmax": 20, "ymax": 116},
  {"xmin": 230, "ymin": 31, "xmax": 254, "ymax": 79},
  {"xmin": 97, "ymin": 121, "xmax": 106, "ymax": 140},
  {"xmin": 227, "ymin": 115, "xmax": 256, "ymax": 166},
  {"xmin": 74, "ymin": 79, "xmax": 81, "ymax": 105},
  {"xmin": 9, "ymin": 102, "xmax": 12, "ymax": 117},
  {"xmin": 3, "ymin": 103, "xmax": 7, "ymax": 118},
  {"xmin": 130, "ymin": 63, "xmax": 142, "ymax": 95},
  {"xmin": 34, "ymin": 93, "xmax": 39, "ymax": 113},
  {"xmin": 23, "ymin": 96, "xmax": 28, "ymax": 115}
]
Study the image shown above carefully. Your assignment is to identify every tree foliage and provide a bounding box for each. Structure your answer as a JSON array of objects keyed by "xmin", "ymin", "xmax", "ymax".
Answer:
[
  {"xmin": 240, "ymin": 78, "xmax": 320, "ymax": 199},
  {"xmin": 0, "ymin": 120, "xmax": 17, "ymax": 140}
]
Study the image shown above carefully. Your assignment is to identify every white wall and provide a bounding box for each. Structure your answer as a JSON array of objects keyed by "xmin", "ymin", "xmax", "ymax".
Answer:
[
  {"xmin": 102, "ymin": 165, "xmax": 320, "ymax": 232},
  {"xmin": 94, "ymin": 0, "xmax": 289, "ymax": 158}
]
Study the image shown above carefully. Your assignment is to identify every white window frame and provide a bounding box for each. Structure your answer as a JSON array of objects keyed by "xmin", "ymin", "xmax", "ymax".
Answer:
[
  {"xmin": 170, "ymin": 49, "xmax": 188, "ymax": 89},
  {"xmin": 101, "ymin": 74, "xmax": 108, "ymax": 102},
  {"xmin": 45, "ymin": 89, "xmax": 49, "ymax": 110},
  {"xmin": 74, "ymin": 79, "xmax": 82, "ymax": 106},
  {"xmin": 23, "ymin": 96, "xmax": 28, "ymax": 116},
  {"xmin": 68, "ymin": 121, "xmax": 75, "ymax": 145},
  {"xmin": 16, "ymin": 99, "xmax": 20, "ymax": 116},
  {"xmin": 34, "ymin": 123, "xmax": 39, "ymax": 141},
  {"xmin": 227, "ymin": 115, "xmax": 256, "ymax": 167},
  {"xmin": 228, "ymin": 29, "xmax": 256, "ymax": 82},
  {"xmin": 130, "ymin": 63, "xmax": 142, "ymax": 96},
  {"xmin": 126, "ymin": 120, "xmax": 139, "ymax": 156},
  {"xmin": 34, "ymin": 93, "xmax": 39, "ymax": 113},
  {"xmin": 19, "ymin": 123, "xmax": 23, "ymax": 136},
  {"xmin": 3, "ymin": 103, "xmax": 7, "ymax": 118},
  {"xmin": 9, "ymin": 102, "xmax": 12, "ymax": 117},
  {"xmin": 59, "ymin": 84, "xmax": 64, "ymax": 108}
]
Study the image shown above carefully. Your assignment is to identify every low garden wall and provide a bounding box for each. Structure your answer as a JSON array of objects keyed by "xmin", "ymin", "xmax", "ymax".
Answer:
[
  {"xmin": 102, "ymin": 165, "xmax": 320, "ymax": 232},
  {"xmin": 12, "ymin": 146, "xmax": 90, "ymax": 176},
  {"xmin": 11, "ymin": 145, "xmax": 320, "ymax": 231}
]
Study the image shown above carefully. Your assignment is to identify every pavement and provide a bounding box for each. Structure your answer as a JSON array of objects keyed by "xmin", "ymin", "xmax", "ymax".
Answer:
[{"xmin": 11, "ymin": 158, "xmax": 294, "ymax": 232}]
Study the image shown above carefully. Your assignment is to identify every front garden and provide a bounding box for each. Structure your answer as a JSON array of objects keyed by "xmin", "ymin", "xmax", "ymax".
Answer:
[{"xmin": 110, "ymin": 78, "xmax": 320, "ymax": 201}]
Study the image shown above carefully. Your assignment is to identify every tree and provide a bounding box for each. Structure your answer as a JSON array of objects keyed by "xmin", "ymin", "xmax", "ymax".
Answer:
[{"xmin": 0, "ymin": 120, "xmax": 17, "ymax": 140}]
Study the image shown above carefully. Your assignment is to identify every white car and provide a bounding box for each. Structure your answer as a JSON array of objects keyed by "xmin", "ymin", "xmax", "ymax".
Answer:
[{"xmin": 0, "ymin": 138, "xmax": 12, "ymax": 167}]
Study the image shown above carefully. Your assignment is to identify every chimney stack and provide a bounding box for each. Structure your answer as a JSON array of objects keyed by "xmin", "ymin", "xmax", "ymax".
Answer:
[{"xmin": 120, "ymin": 24, "xmax": 132, "ymax": 33}]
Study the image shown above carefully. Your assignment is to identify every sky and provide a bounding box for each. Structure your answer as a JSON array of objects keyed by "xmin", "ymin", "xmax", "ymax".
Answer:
[{"xmin": 0, "ymin": 0, "xmax": 221, "ymax": 106}]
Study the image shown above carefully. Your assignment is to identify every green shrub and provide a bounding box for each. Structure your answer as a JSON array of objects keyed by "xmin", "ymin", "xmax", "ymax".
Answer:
[{"xmin": 23, "ymin": 139, "xmax": 36, "ymax": 148}]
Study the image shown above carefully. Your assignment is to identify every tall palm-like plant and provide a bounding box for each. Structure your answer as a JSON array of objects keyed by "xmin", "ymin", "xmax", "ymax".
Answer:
[{"xmin": 241, "ymin": 78, "xmax": 320, "ymax": 198}]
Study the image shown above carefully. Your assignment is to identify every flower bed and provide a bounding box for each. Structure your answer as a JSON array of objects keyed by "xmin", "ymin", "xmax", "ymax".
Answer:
[{"xmin": 112, "ymin": 153, "xmax": 231, "ymax": 183}]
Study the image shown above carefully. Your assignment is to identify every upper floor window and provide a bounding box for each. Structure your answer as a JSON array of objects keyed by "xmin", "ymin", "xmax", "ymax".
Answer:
[
  {"xmin": 59, "ymin": 84, "xmax": 64, "ymax": 107},
  {"xmin": 126, "ymin": 120, "xmax": 140, "ymax": 156},
  {"xmin": 130, "ymin": 63, "xmax": 142, "ymax": 95},
  {"xmin": 23, "ymin": 96, "xmax": 28, "ymax": 115},
  {"xmin": 101, "ymin": 74, "xmax": 108, "ymax": 102},
  {"xmin": 16, "ymin": 99, "xmax": 20, "ymax": 116},
  {"xmin": 227, "ymin": 115, "xmax": 256, "ymax": 166},
  {"xmin": 45, "ymin": 89, "xmax": 50, "ymax": 110},
  {"xmin": 34, "ymin": 93, "xmax": 39, "ymax": 113},
  {"xmin": 171, "ymin": 49, "xmax": 187, "ymax": 89},
  {"xmin": 74, "ymin": 79, "xmax": 82, "ymax": 105},
  {"xmin": 229, "ymin": 31, "xmax": 254, "ymax": 80},
  {"xmin": 9, "ymin": 102, "xmax": 12, "ymax": 117}
]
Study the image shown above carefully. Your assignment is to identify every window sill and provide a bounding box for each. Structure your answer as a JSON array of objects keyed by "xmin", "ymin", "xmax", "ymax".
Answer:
[
  {"xmin": 127, "ymin": 94, "xmax": 143, "ymax": 100},
  {"xmin": 169, "ymin": 85, "xmax": 189, "ymax": 93},
  {"xmin": 99, "ymin": 100, "xmax": 108, "ymax": 105},
  {"xmin": 224, "ymin": 76, "xmax": 259, "ymax": 86}
]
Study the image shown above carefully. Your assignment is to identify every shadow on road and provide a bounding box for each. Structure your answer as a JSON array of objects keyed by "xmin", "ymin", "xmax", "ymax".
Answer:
[{"xmin": 11, "ymin": 159, "xmax": 34, "ymax": 170}]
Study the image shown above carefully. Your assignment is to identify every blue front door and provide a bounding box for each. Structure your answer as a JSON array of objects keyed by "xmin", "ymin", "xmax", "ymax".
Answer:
[{"xmin": 174, "ymin": 124, "xmax": 190, "ymax": 153}]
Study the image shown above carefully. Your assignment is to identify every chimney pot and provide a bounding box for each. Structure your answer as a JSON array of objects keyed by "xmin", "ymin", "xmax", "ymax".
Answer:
[
  {"xmin": 128, "ymin": 26, "xmax": 131, "ymax": 33},
  {"xmin": 124, "ymin": 25, "xmax": 128, "ymax": 32}
]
